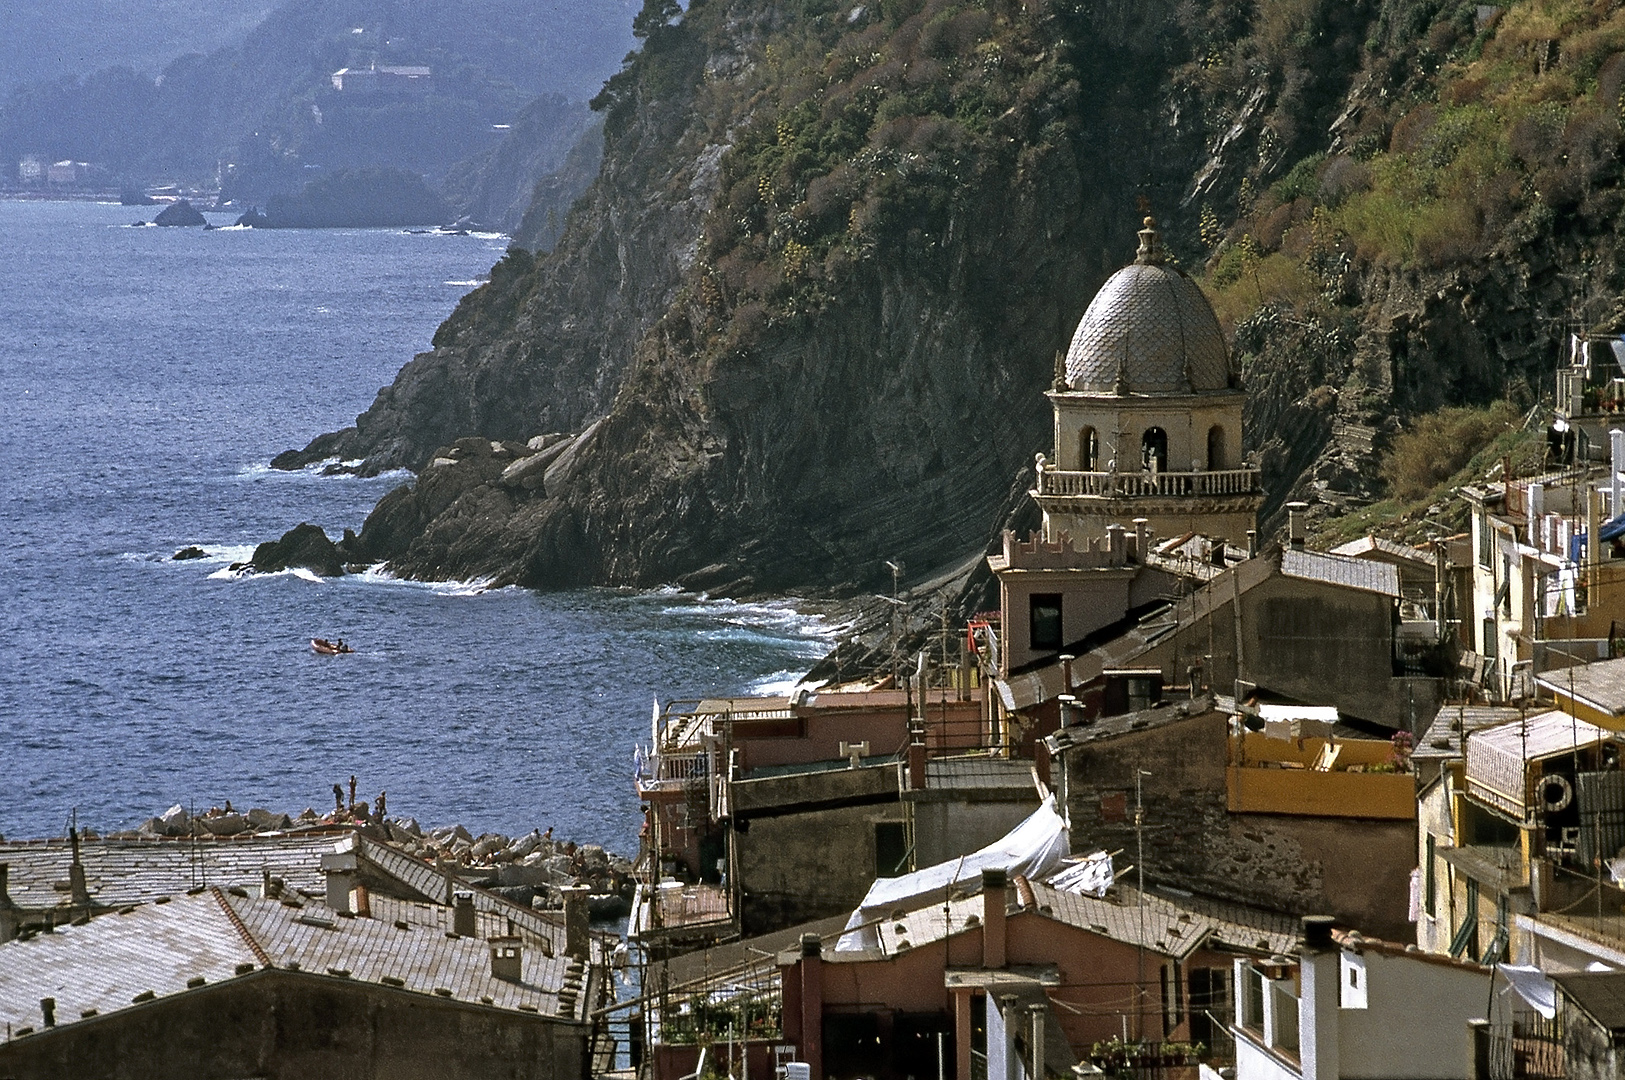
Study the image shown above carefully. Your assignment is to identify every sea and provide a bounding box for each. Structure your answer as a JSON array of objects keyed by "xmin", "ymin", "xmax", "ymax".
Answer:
[{"xmin": 0, "ymin": 199, "xmax": 833, "ymax": 854}]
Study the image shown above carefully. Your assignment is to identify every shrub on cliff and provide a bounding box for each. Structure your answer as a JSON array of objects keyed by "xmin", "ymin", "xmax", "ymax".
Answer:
[{"xmin": 1380, "ymin": 402, "xmax": 1518, "ymax": 502}]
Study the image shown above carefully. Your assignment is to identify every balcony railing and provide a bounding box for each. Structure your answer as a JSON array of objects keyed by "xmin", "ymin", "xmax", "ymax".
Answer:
[{"xmin": 1034, "ymin": 466, "xmax": 1262, "ymax": 499}]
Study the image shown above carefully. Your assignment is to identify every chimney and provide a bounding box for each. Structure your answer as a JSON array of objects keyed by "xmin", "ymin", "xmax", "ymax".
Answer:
[
  {"xmin": 453, "ymin": 892, "xmax": 477, "ymax": 937},
  {"xmin": 1247, "ymin": 529, "xmax": 1258, "ymax": 558},
  {"xmin": 0, "ymin": 865, "xmax": 16, "ymax": 944},
  {"xmin": 1133, "ymin": 518, "xmax": 1150, "ymax": 561},
  {"xmin": 354, "ymin": 883, "xmax": 371, "ymax": 918},
  {"xmin": 1028, "ymin": 1003, "xmax": 1046, "ymax": 1080},
  {"xmin": 562, "ymin": 885, "xmax": 590, "ymax": 958},
  {"xmin": 981, "ymin": 868, "xmax": 1007, "ymax": 969},
  {"xmin": 1287, "ymin": 502, "xmax": 1308, "ymax": 550},
  {"xmin": 321, "ymin": 851, "xmax": 359, "ymax": 913},
  {"xmin": 1106, "ymin": 524, "xmax": 1125, "ymax": 565},
  {"xmin": 1000, "ymin": 995, "xmax": 1021, "ymax": 1080},
  {"xmin": 907, "ymin": 727, "xmax": 927, "ymax": 791},
  {"xmin": 68, "ymin": 827, "xmax": 90, "ymax": 908},
  {"xmin": 489, "ymin": 935, "xmax": 523, "ymax": 982},
  {"xmin": 799, "ymin": 934, "xmax": 824, "ymax": 1080},
  {"xmin": 1613, "ymin": 429, "xmax": 1624, "ymax": 519},
  {"xmin": 1299, "ymin": 916, "xmax": 1340, "ymax": 1080},
  {"xmin": 1059, "ymin": 654, "xmax": 1074, "ymax": 694}
]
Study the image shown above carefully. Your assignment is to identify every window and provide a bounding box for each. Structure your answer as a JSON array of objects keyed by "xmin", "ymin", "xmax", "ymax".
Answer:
[
  {"xmin": 874, "ymin": 822, "xmax": 908, "ymax": 878},
  {"xmin": 1483, "ymin": 618, "xmax": 1498, "ymax": 663},
  {"xmin": 1141, "ymin": 427, "xmax": 1168, "ymax": 472},
  {"xmin": 1425, "ymin": 833, "xmax": 1437, "ymax": 917},
  {"xmin": 1080, "ymin": 426, "xmax": 1098, "ymax": 471},
  {"xmin": 1207, "ymin": 424, "xmax": 1226, "ymax": 470},
  {"xmin": 1478, "ymin": 511, "xmax": 1493, "ymax": 567},
  {"xmin": 1030, "ymin": 594, "xmax": 1062, "ymax": 651},
  {"xmin": 1241, "ymin": 965, "xmax": 1265, "ymax": 1031}
]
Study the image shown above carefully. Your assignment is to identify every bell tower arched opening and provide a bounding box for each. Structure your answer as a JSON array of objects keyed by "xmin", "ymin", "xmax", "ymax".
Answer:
[
  {"xmin": 1207, "ymin": 424, "xmax": 1226, "ymax": 470},
  {"xmin": 1141, "ymin": 427, "xmax": 1168, "ymax": 473},
  {"xmin": 1080, "ymin": 426, "xmax": 1098, "ymax": 471}
]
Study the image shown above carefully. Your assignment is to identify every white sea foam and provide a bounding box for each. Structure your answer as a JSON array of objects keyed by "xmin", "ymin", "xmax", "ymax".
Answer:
[
  {"xmin": 346, "ymin": 565, "xmax": 501, "ymax": 596},
  {"xmin": 444, "ymin": 279, "xmax": 487, "ymax": 287},
  {"xmin": 233, "ymin": 459, "xmax": 413, "ymax": 483},
  {"xmin": 745, "ymin": 669, "xmax": 815, "ymax": 696}
]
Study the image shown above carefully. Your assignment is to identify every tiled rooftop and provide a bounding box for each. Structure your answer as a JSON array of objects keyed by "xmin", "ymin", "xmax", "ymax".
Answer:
[
  {"xmin": 0, "ymin": 887, "xmax": 589, "ymax": 1039},
  {"xmin": 0, "ymin": 833, "xmax": 339, "ymax": 910},
  {"xmin": 838, "ymin": 878, "xmax": 1298, "ymax": 963}
]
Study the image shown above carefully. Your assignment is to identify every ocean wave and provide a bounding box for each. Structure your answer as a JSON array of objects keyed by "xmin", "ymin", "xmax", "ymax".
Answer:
[
  {"xmin": 211, "ymin": 224, "xmax": 252, "ymax": 231},
  {"xmin": 745, "ymin": 669, "xmax": 816, "ymax": 696},
  {"xmin": 444, "ymin": 279, "xmax": 488, "ymax": 287},
  {"xmin": 671, "ymin": 595, "xmax": 837, "ymax": 641},
  {"xmin": 234, "ymin": 459, "xmax": 413, "ymax": 483},
  {"xmin": 346, "ymin": 565, "xmax": 503, "ymax": 596},
  {"xmin": 121, "ymin": 543, "xmax": 257, "ymax": 568}
]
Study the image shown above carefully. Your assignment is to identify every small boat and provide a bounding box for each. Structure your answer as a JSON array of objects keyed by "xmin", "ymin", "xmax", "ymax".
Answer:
[{"xmin": 311, "ymin": 638, "xmax": 355, "ymax": 655}]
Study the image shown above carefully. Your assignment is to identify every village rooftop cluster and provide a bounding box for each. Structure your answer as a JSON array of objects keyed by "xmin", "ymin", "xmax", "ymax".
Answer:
[{"xmin": 11, "ymin": 219, "xmax": 1625, "ymax": 1079}]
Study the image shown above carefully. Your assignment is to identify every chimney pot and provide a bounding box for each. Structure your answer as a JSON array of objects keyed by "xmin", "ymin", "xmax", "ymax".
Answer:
[
  {"xmin": 801, "ymin": 932, "xmax": 822, "ymax": 958},
  {"xmin": 562, "ymin": 885, "xmax": 590, "ymax": 958},
  {"xmin": 1246, "ymin": 529, "xmax": 1258, "ymax": 558},
  {"xmin": 453, "ymin": 893, "xmax": 477, "ymax": 937},
  {"xmin": 981, "ymin": 868, "xmax": 1008, "ymax": 968},
  {"xmin": 1287, "ymin": 502, "xmax": 1309, "ymax": 550},
  {"xmin": 1301, "ymin": 914, "xmax": 1337, "ymax": 950}
]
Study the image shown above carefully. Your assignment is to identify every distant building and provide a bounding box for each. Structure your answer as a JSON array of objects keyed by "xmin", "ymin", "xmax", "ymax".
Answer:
[
  {"xmin": 330, "ymin": 64, "xmax": 433, "ymax": 94},
  {"xmin": 17, "ymin": 155, "xmax": 45, "ymax": 185}
]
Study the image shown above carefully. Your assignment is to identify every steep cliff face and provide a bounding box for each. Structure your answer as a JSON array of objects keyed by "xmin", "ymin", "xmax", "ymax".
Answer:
[{"xmin": 286, "ymin": 0, "xmax": 1572, "ymax": 594}]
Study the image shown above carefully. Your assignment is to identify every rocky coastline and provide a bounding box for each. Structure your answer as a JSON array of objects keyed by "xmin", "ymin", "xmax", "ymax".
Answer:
[{"xmin": 76, "ymin": 798, "xmax": 637, "ymax": 918}]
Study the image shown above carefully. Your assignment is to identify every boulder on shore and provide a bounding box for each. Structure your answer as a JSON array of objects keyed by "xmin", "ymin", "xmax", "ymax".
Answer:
[
  {"xmin": 154, "ymin": 200, "xmax": 207, "ymax": 227},
  {"xmin": 250, "ymin": 522, "xmax": 345, "ymax": 577}
]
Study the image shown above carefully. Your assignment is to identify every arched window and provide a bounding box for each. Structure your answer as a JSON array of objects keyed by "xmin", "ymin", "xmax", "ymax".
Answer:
[
  {"xmin": 1080, "ymin": 426, "xmax": 1098, "ymax": 471},
  {"xmin": 1141, "ymin": 427, "xmax": 1168, "ymax": 473},
  {"xmin": 1207, "ymin": 424, "xmax": 1226, "ymax": 471}
]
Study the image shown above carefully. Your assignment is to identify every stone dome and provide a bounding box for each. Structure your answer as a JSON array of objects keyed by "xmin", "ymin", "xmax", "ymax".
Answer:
[{"xmin": 1063, "ymin": 219, "xmax": 1232, "ymax": 396}]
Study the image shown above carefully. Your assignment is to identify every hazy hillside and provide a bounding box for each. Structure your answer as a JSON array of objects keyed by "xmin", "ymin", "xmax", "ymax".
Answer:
[
  {"xmin": 0, "ymin": 0, "xmax": 273, "ymax": 92},
  {"xmin": 0, "ymin": 0, "xmax": 637, "ymax": 190}
]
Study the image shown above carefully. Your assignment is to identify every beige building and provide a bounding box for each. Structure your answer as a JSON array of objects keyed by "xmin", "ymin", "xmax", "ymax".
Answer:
[{"xmin": 1032, "ymin": 217, "xmax": 1263, "ymax": 548}]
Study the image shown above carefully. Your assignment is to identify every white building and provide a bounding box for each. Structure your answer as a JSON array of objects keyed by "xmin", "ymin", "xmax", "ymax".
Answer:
[{"xmin": 1233, "ymin": 917, "xmax": 1490, "ymax": 1080}]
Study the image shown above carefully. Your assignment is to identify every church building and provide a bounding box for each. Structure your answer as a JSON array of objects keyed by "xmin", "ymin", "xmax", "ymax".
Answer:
[{"xmin": 989, "ymin": 217, "xmax": 1264, "ymax": 676}]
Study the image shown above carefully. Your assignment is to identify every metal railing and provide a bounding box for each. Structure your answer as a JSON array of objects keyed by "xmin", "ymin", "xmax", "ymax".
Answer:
[{"xmin": 1034, "ymin": 467, "xmax": 1262, "ymax": 499}]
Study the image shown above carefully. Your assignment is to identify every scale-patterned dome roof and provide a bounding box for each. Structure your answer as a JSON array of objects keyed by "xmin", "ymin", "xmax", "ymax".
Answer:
[{"xmin": 1063, "ymin": 219, "xmax": 1232, "ymax": 396}]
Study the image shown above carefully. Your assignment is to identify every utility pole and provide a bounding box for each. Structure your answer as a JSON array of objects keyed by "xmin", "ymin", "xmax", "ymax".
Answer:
[
  {"xmin": 886, "ymin": 559, "xmax": 904, "ymax": 683},
  {"xmin": 1135, "ymin": 766, "xmax": 1149, "ymax": 1043}
]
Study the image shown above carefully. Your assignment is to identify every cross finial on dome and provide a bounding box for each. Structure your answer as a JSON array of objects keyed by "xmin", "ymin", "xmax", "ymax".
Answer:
[{"xmin": 1135, "ymin": 216, "xmax": 1164, "ymax": 265}]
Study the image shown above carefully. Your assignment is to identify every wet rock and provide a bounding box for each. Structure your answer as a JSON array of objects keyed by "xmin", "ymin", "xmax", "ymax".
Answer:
[
  {"xmin": 172, "ymin": 546, "xmax": 207, "ymax": 561},
  {"xmin": 250, "ymin": 522, "xmax": 345, "ymax": 577},
  {"xmin": 154, "ymin": 200, "xmax": 206, "ymax": 227}
]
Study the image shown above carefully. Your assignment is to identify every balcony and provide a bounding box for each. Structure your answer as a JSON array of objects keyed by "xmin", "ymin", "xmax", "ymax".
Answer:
[
  {"xmin": 1033, "ymin": 466, "xmax": 1262, "ymax": 500},
  {"xmin": 1226, "ymin": 732, "xmax": 1416, "ymax": 820}
]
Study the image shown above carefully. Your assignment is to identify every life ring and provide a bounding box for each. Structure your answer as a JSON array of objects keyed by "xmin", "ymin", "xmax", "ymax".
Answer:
[{"xmin": 1539, "ymin": 773, "xmax": 1573, "ymax": 813}]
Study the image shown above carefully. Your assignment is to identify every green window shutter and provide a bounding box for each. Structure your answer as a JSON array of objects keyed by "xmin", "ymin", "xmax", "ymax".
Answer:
[{"xmin": 1450, "ymin": 879, "xmax": 1480, "ymax": 958}]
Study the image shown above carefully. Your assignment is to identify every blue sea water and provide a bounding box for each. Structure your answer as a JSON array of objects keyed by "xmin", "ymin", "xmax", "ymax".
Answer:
[{"xmin": 0, "ymin": 200, "xmax": 830, "ymax": 852}]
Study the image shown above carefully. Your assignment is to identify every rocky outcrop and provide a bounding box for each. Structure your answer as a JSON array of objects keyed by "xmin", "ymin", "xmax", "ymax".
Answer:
[
  {"xmin": 153, "ymin": 199, "xmax": 206, "ymax": 226},
  {"xmin": 250, "ymin": 522, "xmax": 346, "ymax": 576},
  {"xmin": 261, "ymin": 167, "xmax": 450, "ymax": 229}
]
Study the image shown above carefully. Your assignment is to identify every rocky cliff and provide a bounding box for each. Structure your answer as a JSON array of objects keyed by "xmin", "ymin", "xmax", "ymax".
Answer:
[{"xmin": 274, "ymin": 0, "xmax": 1617, "ymax": 599}]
